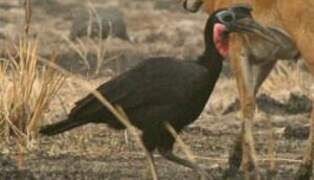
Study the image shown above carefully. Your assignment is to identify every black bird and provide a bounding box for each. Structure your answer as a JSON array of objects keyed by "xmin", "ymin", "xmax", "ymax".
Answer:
[{"xmin": 40, "ymin": 8, "xmax": 252, "ymax": 179}]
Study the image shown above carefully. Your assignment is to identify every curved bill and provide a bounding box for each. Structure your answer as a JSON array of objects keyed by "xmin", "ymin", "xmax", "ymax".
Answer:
[
  {"xmin": 183, "ymin": 0, "xmax": 204, "ymax": 13},
  {"xmin": 229, "ymin": 18, "xmax": 279, "ymax": 45}
]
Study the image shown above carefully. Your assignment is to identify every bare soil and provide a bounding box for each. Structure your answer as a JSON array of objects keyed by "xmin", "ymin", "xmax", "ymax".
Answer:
[{"xmin": 0, "ymin": 0, "xmax": 312, "ymax": 179}]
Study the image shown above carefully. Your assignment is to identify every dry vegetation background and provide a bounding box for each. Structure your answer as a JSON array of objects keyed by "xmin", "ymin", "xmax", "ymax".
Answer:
[{"xmin": 0, "ymin": 0, "xmax": 313, "ymax": 179}]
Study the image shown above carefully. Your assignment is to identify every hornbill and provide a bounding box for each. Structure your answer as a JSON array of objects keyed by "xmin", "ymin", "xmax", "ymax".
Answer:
[{"xmin": 40, "ymin": 7, "xmax": 269, "ymax": 179}]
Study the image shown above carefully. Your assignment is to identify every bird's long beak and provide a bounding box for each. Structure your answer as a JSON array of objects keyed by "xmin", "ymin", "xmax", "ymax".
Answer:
[
  {"xmin": 226, "ymin": 17, "xmax": 279, "ymax": 45},
  {"xmin": 182, "ymin": 0, "xmax": 203, "ymax": 13}
]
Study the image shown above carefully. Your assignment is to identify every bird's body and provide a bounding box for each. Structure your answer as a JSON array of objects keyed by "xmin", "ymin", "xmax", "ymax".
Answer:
[{"xmin": 41, "ymin": 55, "xmax": 222, "ymax": 151}]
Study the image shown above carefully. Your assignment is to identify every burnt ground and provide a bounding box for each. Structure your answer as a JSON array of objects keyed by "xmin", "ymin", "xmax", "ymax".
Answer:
[
  {"xmin": 0, "ymin": 113, "xmax": 311, "ymax": 180},
  {"xmin": 0, "ymin": 0, "xmax": 313, "ymax": 179}
]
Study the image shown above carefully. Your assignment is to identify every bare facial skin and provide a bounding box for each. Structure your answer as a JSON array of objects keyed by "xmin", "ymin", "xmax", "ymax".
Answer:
[{"xmin": 213, "ymin": 23, "xmax": 229, "ymax": 58}]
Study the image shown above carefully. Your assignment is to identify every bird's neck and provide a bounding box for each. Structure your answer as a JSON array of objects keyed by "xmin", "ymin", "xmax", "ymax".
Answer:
[{"xmin": 197, "ymin": 49, "xmax": 223, "ymax": 72}]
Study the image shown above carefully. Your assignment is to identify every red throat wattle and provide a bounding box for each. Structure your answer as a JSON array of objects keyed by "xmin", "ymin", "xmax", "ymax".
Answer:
[{"xmin": 213, "ymin": 23, "xmax": 229, "ymax": 58}]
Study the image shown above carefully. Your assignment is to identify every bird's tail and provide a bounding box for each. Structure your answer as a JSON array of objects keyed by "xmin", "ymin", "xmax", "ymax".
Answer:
[{"xmin": 39, "ymin": 117, "xmax": 88, "ymax": 136}]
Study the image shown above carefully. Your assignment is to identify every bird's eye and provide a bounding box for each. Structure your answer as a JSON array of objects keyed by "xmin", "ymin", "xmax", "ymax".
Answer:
[
  {"xmin": 216, "ymin": 11, "xmax": 235, "ymax": 23},
  {"xmin": 222, "ymin": 14, "xmax": 234, "ymax": 22}
]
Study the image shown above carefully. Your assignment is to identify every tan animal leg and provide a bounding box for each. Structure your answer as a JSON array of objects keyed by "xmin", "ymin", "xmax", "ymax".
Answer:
[
  {"xmin": 273, "ymin": 3, "xmax": 314, "ymax": 177},
  {"xmin": 227, "ymin": 34, "xmax": 260, "ymax": 180},
  {"xmin": 252, "ymin": 61, "xmax": 277, "ymax": 95}
]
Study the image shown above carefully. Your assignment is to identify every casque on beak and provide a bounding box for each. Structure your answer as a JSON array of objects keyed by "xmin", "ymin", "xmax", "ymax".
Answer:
[
  {"xmin": 183, "ymin": 0, "xmax": 203, "ymax": 13},
  {"xmin": 217, "ymin": 4, "xmax": 278, "ymax": 44},
  {"xmin": 183, "ymin": 2, "xmax": 279, "ymax": 45}
]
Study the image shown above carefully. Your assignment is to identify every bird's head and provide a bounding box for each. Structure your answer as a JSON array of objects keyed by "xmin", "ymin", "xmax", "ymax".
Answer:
[{"xmin": 205, "ymin": 4, "xmax": 276, "ymax": 58}]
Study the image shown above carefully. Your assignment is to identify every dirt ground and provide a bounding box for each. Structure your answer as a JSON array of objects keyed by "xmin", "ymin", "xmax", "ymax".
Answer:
[{"xmin": 0, "ymin": 0, "xmax": 313, "ymax": 179}]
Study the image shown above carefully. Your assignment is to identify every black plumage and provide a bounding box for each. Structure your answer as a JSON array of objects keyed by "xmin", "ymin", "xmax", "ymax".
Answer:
[{"xmin": 40, "ymin": 9, "xmax": 235, "ymax": 178}]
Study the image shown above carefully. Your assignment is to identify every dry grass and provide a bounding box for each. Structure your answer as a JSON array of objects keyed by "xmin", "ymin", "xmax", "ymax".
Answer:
[
  {"xmin": 0, "ymin": 2, "xmax": 195, "ymax": 179},
  {"xmin": 261, "ymin": 61, "xmax": 313, "ymax": 98},
  {"xmin": 0, "ymin": 38, "xmax": 65, "ymax": 147},
  {"xmin": 1, "ymin": 1, "xmax": 312, "ymax": 179},
  {"xmin": 53, "ymin": 2, "xmax": 107, "ymax": 75}
]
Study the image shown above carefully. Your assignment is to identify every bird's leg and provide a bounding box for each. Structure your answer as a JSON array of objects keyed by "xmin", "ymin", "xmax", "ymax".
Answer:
[
  {"xmin": 144, "ymin": 150, "xmax": 159, "ymax": 180},
  {"xmin": 158, "ymin": 149, "xmax": 209, "ymax": 180},
  {"xmin": 141, "ymin": 131, "xmax": 159, "ymax": 180},
  {"xmin": 252, "ymin": 59, "xmax": 277, "ymax": 179},
  {"xmin": 142, "ymin": 131, "xmax": 159, "ymax": 180},
  {"xmin": 224, "ymin": 133, "xmax": 243, "ymax": 176},
  {"xmin": 295, "ymin": 105, "xmax": 314, "ymax": 180}
]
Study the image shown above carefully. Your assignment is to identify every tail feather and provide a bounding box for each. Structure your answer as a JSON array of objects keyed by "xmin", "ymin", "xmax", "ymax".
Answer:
[{"xmin": 39, "ymin": 118, "xmax": 88, "ymax": 136}]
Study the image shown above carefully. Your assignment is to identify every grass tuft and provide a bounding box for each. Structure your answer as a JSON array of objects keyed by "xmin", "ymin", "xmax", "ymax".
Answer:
[{"xmin": 0, "ymin": 38, "xmax": 65, "ymax": 148}]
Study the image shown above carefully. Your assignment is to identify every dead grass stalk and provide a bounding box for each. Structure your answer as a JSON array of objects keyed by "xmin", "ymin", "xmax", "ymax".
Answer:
[{"xmin": 0, "ymin": 39, "xmax": 65, "ymax": 148}]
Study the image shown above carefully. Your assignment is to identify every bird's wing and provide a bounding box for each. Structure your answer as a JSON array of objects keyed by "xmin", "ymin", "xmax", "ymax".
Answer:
[
  {"xmin": 69, "ymin": 74, "xmax": 135, "ymax": 117},
  {"xmin": 69, "ymin": 64, "xmax": 188, "ymax": 118}
]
